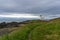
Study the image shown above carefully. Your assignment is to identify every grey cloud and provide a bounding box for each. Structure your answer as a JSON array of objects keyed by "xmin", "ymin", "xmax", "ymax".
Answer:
[{"xmin": 0, "ymin": 0, "xmax": 60, "ymax": 15}]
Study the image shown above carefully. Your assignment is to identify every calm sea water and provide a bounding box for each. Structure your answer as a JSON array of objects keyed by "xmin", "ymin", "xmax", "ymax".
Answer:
[{"xmin": 0, "ymin": 17, "xmax": 39, "ymax": 22}]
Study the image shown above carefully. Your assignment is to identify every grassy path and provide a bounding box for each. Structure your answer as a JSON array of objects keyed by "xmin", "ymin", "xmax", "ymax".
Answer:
[
  {"xmin": 28, "ymin": 23, "xmax": 48, "ymax": 40},
  {"xmin": 27, "ymin": 23, "xmax": 44, "ymax": 40}
]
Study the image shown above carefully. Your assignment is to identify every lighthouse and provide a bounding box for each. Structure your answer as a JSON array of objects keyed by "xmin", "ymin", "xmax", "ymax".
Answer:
[{"xmin": 40, "ymin": 15, "xmax": 44, "ymax": 20}]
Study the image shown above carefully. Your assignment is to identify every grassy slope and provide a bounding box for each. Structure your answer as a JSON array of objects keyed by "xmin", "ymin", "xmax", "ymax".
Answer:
[
  {"xmin": 30, "ymin": 21, "xmax": 60, "ymax": 40},
  {"xmin": 0, "ymin": 18, "xmax": 60, "ymax": 40}
]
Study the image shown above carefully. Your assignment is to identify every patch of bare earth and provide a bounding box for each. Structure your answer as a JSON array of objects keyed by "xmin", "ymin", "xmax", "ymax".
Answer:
[
  {"xmin": 44, "ymin": 34, "xmax": 60, "ymax": 40},
  {"xmin": 0, "ymin": 27, "xmax": 20, "ymax": 36}
]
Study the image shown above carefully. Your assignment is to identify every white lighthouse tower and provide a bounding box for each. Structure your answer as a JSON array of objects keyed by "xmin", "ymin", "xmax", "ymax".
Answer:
[{"xmin": 40, "ymin": 15, "xmax": 44, "ymax": 20}]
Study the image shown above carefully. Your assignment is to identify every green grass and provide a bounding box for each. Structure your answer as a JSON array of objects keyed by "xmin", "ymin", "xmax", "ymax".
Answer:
[
  {"xmin": 30, "ymin": 20, "xmax": 60, "ymax": 40},
  {"xmin": 0, "ymin": 19, "xmax": 60, "ymax": 40}
]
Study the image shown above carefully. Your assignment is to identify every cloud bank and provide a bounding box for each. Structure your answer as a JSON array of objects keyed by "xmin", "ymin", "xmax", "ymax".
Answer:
[{"xmin": 0, "ymin": 14, "xmax": 39, "ymax": 18}]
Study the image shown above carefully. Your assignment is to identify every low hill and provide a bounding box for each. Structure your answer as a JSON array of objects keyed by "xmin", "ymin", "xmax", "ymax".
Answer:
[{"xmin": 0, "ymin": 18, "xmax": 60, "ymax": 40}]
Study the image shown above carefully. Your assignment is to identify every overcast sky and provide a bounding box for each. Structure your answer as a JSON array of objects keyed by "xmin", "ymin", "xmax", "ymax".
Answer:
[{"xmin": 0, "ymin": 0, "xmax": 60, "ymax": 19}]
